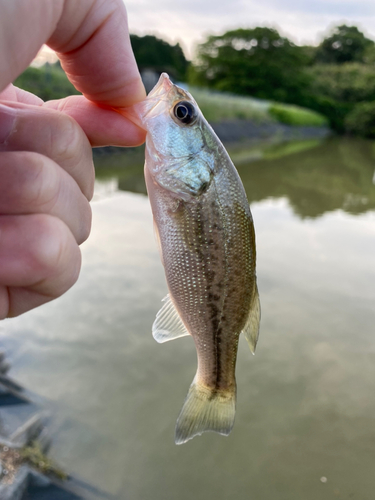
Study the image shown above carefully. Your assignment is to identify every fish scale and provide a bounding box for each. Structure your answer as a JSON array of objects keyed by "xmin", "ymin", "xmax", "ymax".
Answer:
[{"xmin": 128, "ymin": 73, "xmax": 260, "ymax": 444}]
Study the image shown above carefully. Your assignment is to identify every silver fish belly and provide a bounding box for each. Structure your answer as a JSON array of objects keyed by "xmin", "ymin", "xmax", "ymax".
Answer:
[{"xmin": 129, "ymin": 73, "xmax": 260, "ymax": 444}]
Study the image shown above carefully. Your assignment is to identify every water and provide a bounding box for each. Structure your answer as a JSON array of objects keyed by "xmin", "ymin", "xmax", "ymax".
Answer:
[{"xmin": 1, "ymin": 136, "xmax": 375, "ymax": 499}]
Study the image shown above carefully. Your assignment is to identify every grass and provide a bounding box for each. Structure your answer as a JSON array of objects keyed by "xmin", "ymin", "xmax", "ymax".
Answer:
[
  {"xmin": 189, "ymin": 87, "xmax": 272, "ymax": 123},
  {"xmin": 0, "ymin": 440, "xmax": 68, "ymax": 485},
  {"xmin": 269, "ymin": 103, "xmax": 328, "ymax": 127},
  {"xmin": 188, "ymin": 86, "xmax": 328, "ymax": 128},
  {"xmin": 13, "ymin": 64, "xmax": 329, "ymax": 129},
  {"xmin": 20, "ymin": 441, "xmax": 68, "ymax": 480}
]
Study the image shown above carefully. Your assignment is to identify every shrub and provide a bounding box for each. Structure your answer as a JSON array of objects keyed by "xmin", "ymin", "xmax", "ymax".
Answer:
[
  {"xmin": 345, "ymin": 101, "xmax": 375, "ymax": 137},
  {"xmin": 306, "ymin": 63, "xmax": 375, "ymax": 103}
]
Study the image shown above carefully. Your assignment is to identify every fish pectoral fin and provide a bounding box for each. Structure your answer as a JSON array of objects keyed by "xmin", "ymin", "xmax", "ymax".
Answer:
[
  {"xmin": 241, "ymin": 281, "xmax": 261, "ymax": 354},
  {"xmin": 152, "ymin": 294, "xmax": 190, "ymax": 343}
]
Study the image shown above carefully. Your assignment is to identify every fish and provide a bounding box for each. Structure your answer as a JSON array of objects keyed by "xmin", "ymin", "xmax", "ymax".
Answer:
[{"xmin": 127, "ymin": 73, "xmax": 260, "ymax": 445}]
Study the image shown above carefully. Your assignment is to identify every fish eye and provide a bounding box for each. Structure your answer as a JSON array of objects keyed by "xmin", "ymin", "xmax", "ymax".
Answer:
[{"xmin": 173, "ymin": 101, "xmax": 197, "ymax": 125}]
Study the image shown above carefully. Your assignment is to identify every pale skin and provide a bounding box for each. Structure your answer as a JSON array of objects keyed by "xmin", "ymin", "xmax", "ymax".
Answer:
[{"xmin": 0, "ymin": 0, "xmax": 146, "ymax": 319}]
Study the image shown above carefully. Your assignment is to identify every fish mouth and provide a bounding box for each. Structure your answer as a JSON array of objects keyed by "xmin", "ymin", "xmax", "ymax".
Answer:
[
  {"xmin": 138, "ymin": 73, "xmax": 175, "ymax": 123},
  {"xmin": 148, "ymin": 72, "xmax": 173, "ymax": 99},
  {"xmin": 121, "ymin": 73, "xmax": 174, "ymax": 129}
]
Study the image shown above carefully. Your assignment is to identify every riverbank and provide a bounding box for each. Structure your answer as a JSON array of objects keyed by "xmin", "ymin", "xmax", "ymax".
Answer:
[
  {"xmin": 0, "ymin": 352, "xmax": 112, "ymax": 499},
  {"xmin": 93, "ymin": 117, "xmax": 331, "ymax": 159},
  {"xmin": 210, "ymin": 119, "xmax": 330, "ymax": 144}
]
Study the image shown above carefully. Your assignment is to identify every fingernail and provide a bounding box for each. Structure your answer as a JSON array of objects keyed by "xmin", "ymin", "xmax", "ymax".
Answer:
[{"xmin": 0, "ymin": 104, "xmax": 17, "ymax": 145}]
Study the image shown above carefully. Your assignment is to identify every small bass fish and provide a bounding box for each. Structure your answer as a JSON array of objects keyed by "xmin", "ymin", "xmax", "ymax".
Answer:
[{"xmin": 128, "ymin": 74, "xmax": 260, "ymax": 444}]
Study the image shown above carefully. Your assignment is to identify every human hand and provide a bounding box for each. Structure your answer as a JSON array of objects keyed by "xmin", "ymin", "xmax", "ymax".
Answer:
[{"xmin": 0, "ymin": 0, "xmax": 146, "ymax": 318}]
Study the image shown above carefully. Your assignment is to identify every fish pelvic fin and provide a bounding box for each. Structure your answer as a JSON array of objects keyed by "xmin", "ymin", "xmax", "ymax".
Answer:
[
  {"xmin": 175, "ymin": 378, "xmax": 236, "ymax": 445},
  {"xmin": 152, "ymin": 294, "xmax": 190, "ymax": 343},
  {"xmin": 242, "ymin": 281, "xmax": 261, "ymax": 354}
]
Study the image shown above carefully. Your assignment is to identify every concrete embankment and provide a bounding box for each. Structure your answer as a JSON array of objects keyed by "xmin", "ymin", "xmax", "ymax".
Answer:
[
  {"xmin": 0, "ymin": 353, "xmax": 112, "ymax": 500},
  {"xmin": 210, "ymin": 119, "xmax": 330, "ymax": 144}
]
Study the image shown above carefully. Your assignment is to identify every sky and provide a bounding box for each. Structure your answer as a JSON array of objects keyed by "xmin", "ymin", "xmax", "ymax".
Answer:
[
  {"xmin": 33, "ymin": 0, "xmax": 375, "ymax": 66},
  {"xmin": 125, "ymin": 0, "xmax": 375, "ymax": 59}
]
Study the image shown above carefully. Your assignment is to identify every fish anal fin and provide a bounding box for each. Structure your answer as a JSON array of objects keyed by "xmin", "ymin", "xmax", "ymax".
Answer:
[
  {"xmin": 152, "ymin": 294, "xmax": 190, "ymax": 343},
  {"xmin": 175, "ymin": 377, "xmax": 236, "ymax": 445},
  {"xmin": 242, "ymin": 282, "xmax": 261, "ymax": 354}
]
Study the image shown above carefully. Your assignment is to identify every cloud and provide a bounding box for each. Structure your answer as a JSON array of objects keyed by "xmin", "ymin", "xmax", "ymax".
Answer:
[
  {"xmin": 125, "ymin": 0, "xmax": 375, "ymax": 58},
  {"xmin": 262, "ymin": 0, "xmax": 375, "ymax": 17}
]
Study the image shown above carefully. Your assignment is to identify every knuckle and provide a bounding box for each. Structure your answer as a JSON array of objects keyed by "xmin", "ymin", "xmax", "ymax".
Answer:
[
  {"xmin": 48, "ymin": 113, "xmax": 82, "ymax": 165},
  {"xmin": 78, "ymin": 202, "xmax": 92, "ymax": 244},
  {"xmin": 30, "ymin": 214, "xmax": 65, "ymax": 269},
  {"xmin": 18, "ymin": 153, "xmax": 59, "ymax": 210},
  {"xmin": 47, "ymin": 112, "xmax": 94, "ymax": 200},
  {"xmin": 30, "ymin": 215, "xmax": 81, "ymax": 293}
]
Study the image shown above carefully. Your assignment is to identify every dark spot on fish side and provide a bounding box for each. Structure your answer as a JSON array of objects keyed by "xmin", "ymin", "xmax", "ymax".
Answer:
[
  {"xmin": 208, "ymin": 292, "xmax": 220, "ymax": 302},
  {"xmin": 198, "ymin": 182, "xmax": 209, "ymax": 195},
  {"xmin": 209, "ymin": 306, "xmax": 219, "ymax": 320},
  {"xmin": 205, "ymin": 270, "xmax": 215, "ymax": 282}
]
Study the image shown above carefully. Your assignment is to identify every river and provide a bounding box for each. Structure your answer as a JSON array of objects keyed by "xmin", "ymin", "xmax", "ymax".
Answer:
[{"xmin": 1, "ymin": 136, "xmax": 374, "ymax": 499}]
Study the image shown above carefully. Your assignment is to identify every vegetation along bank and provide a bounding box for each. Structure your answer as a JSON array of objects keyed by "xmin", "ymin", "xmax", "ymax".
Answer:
[{"xmin": 15, "ymin": 23, "xmax": 375, "ymax": 138}]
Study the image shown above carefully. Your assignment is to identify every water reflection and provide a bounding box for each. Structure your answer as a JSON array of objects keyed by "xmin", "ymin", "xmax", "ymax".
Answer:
[
  {"xmin": 94, "ymin": 137, "xmax": 375, "ymax": 218},
  {"xmin": 0, "ymin": 136, "xmax": 374, "ymax": 500},
  {"xmin": 239, "ymin": 137, "xmax": 375, "ymax": 218}
]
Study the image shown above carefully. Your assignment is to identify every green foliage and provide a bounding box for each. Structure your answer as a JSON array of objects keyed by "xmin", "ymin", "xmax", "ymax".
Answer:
[
  {"xmin": 306, "ymin": 63, "xmax": 375, "ymax": 103},
  {"xmin": 191, "ymin": 24, "xmax": 375, "ymax": 135},
  {"xmin": 301, "ymin": 62, "xmax": 375, "ymax": 132},
  {"xmin": 269, "ymin": 103, "xmax": 328, "ymax": 127},
  {"xmin": 345, "ymin": 101, "xmax": 375, "ymax": 137},
  {"xmin": 298, "ymin": 45, "xmax": 318, "ymax": 65},
  {"xmin": 130, "ymin": 34, "xmax": 189, "ymax": 81},
  {"xmin": 296, "ymin": 92, "xmax": 350, "ymax": 133},
  {"xmin": 315, "ymin": 25, "xmax": 374, "ymax": 64},
  {"xmin": 12, "ymin": 24, "xmax": 375, "ymax": 138},
  {"xmin": 192, "ymin": 27, "xmax": 310, "ymax": 103},
  {"xmin": 364, "ymin": 44, "xmax": 375, "ymax": 64},
  {"xmin": 14, "ymin": 63, "xmax": 80, "ymax": 101}
]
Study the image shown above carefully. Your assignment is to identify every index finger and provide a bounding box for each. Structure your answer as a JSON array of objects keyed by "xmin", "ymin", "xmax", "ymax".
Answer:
[
  {"xmin": 49, "ymin": 0, "xmax": 146, "ymax": 107},
  {"xmin": 0, "ymin": 0, "xmax": 146, "ymax": 107}
]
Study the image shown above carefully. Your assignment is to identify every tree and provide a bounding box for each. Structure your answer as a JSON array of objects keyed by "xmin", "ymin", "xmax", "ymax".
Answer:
[
  {"xmin": 301, "ymin": 61, "xmax": 375, "ymax": 132},
  {"xmin": 130, "ymin": 34, "xmax": 189, "ymax": 81},
  {"xmin": 345, "ymin": 101, "xmax": 375, "ymax": 137},
  {"xmin": 315, "ymin": 25, "xmax": 375, "ymax": 64},
  {"xmin": 191, "ymin": 28, "xmax": 310, "ymax": 103},
  {"xmin": 307, "ymin": 62, "xmax": 375, "ymax": 103}
]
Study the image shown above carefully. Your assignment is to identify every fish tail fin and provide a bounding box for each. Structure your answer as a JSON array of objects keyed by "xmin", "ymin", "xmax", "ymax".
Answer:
[{"xmin": 175, "ymin": 377, "xmax": 236, "ymax": 445}]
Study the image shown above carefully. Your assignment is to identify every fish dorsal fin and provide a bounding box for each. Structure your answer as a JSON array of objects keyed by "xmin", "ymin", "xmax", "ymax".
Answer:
[
  {"xmin": 152, "ymin": 294, "xmax": 190, "ymax": 343},
  {"xmin": 241, "ymin": 282, "xmax": 261, "ymax": 354}
]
